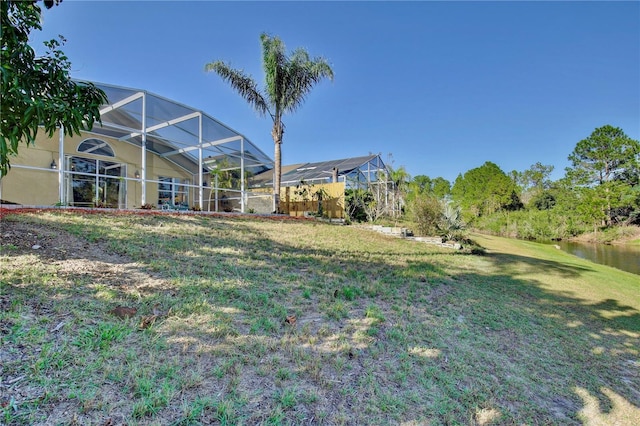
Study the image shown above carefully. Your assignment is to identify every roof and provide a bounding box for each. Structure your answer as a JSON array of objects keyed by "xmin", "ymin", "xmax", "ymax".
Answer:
[
  {"xmin": 82, "ymin": 81, "xmax": 273, "ymax": 175},
  {"xmin": 251, "ymin": 154, "xmax": 386, "ymax": 188}
]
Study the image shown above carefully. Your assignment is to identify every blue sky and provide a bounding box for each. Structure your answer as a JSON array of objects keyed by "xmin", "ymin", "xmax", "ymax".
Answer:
[{"xmin": 31, "ymin": 0, "xmax": 639, "ymax": 183}]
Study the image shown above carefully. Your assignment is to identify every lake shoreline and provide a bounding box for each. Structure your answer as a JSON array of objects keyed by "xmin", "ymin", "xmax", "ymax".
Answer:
[{"xmin": 567, "ymin": 225, "xmax": 640, "ymax": 246}]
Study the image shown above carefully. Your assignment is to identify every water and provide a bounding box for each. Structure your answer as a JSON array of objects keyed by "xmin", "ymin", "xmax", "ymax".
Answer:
[{"xmin": 554, "ymin": 241, "xmax": 640, "ymax": 275}]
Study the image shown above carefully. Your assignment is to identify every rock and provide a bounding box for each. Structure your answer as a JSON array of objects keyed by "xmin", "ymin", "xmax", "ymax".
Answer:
[{"xmin": 31, "ymin": 244, "xmax": 42, "ymax": 250}]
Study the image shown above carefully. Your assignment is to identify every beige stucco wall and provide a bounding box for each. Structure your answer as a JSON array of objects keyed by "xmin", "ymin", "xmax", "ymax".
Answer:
[{"xmin": 0, "ymin": 129, "xmax": 200, "ymax": 208}]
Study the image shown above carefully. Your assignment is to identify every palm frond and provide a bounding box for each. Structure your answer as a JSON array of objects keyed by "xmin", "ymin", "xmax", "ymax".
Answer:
[
  {"xmin": 260, "ymin": 33, "xmax": 287, "ymax": 113},
  {"xmin": 204, "ymin": 61, "xmax": 269, "ymax": 116},
  {"xmin": 280, "ymin": 53, "xmax": 333, "ymax": 114}
]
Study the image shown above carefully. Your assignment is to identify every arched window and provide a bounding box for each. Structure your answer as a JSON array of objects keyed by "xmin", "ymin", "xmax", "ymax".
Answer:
[{"xmin": 77, "ymin": 138, "xmax": 115, "ymax": 157}]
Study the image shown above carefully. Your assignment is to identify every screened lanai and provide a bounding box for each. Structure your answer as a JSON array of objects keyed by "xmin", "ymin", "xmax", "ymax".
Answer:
[
  {"xmin": 62, "ymin": 81, "xmax": 273, "ymax": 211},
  {"xmin": 250, "ymin": 154, "xmax": 389, "ymax": 189},
  {"xmin": 249, "ymin": 154, "xmax": 397, "ymax": 218}
]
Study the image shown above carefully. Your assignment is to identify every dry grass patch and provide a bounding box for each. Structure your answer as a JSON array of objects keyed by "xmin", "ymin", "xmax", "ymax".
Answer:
[{"xmin": 1, "ymin": 211, "xmax": 638, "ymax": 425}]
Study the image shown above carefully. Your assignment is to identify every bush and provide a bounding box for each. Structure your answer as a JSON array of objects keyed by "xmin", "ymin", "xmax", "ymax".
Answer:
[
  {"xmin": 532, "ymin": 191, "xmax": 556, "ymax": 210},
  {"xmin": 345, "ymin": 189, "xmax": 371, "ymax": 222},
  {"xmin": 409, "ymin": 195, "xmax": 442, "ymax": 236}
]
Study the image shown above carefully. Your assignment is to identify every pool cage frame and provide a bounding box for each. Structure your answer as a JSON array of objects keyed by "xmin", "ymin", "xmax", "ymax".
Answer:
[
  {"xmin": 51, "ymin": 81, "xmax": 273, "ymax": 212},
  {"xmin": 249, "ymin": 154, "xmax": 402, "ymax": 218}
]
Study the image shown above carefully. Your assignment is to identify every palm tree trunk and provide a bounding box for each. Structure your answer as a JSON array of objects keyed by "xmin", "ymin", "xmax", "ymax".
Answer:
[
  {"xmin": 272, "ymin": 122, "xmax": 283, "ymax": 213},
  {"xmin": 274, "ymin": 140, "xmax": 282, "ymax": 213}
]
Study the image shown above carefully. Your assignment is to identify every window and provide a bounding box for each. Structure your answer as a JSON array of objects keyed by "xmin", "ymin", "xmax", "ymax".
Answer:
[
  {"xmin": 77, "ymin": 138, "xmax": 115, "ymax": 157},
  {"xmin": 66, "ymin": 156, "xmax": 126, "ymax": 208},
  {"xmin": 158, "ymin": 177, "xmax": 189, "ymax": 207}
]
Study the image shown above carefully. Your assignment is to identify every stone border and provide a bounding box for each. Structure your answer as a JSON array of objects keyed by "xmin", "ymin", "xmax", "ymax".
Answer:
[{"xmin": 366, "ymin": 225, "xmax": 463, "ymax": 250}]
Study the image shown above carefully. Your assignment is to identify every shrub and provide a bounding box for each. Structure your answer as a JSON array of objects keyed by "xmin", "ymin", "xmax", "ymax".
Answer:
[
  {"xmin": 345, "ymin": 189, "xmax": 371, "ymax": 222},
  {"xmin": 409, "ymin": 194, "xmax": 442, "ymax": 236}
]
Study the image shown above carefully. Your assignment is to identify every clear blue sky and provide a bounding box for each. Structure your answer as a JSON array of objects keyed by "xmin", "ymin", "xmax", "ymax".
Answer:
[{"xmin": 31, "ymin": 0, "xmax": 639, "ymax": 183}]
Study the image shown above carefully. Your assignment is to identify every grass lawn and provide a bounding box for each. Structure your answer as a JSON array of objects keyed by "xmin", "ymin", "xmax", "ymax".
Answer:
[{"xmin": 1, "ymin": 210, "xmax": 638, "ymax": 425}]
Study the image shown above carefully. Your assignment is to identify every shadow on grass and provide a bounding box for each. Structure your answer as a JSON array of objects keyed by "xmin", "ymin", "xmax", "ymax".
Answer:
[
  {"xmin": 2, "ymin": 211, "xmax": 639, "ymax": 425},
  {"xmin": 480, "ymin": 251, "xmax": 640, "ymax": 333}
]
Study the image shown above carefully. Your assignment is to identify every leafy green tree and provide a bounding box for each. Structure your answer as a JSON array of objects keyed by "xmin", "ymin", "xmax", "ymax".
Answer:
[
  {"xmin": 520, "ymin": 162, "xmax": 554, "ymax": 191},
  {"xmin": 1, "ymin": 0, "xmax": 106, "ymax": 176},
  {"xmin": 205, "ymin": 33, "xmax": 333, "ymax": 213},
  {"xmin": 566, "ymin": 125, "xmax": 639, "ymax": 225},
  {"xmin": 532, "ymin": 191, "xmax": 556, "ymax": 211},
  {"xmin": 410, "ymin": 175, "xmax": 431, "ymax": 193},
  {"xmin": 407, "ymin": 175, "xmax": 450, "ymax": 202},
  {"xmin": 516, "ymin": 162, "xmax": 555, "ymax": 206},
  {"xmin": 388, "ymin": 165, "xmax": 410, "ymax": 192},
  {"xmin": 432, "ymin": 177, "xmax": 451, "ymax": 200},
  {"xmin": 451, "ymin": 161, "xmax": 521, "ymax": 221}
]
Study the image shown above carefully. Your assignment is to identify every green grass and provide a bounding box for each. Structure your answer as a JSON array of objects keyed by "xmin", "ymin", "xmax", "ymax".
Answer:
[{"xmin": 1, "ymin": 210, "xmax": 638, "ymax": 425}]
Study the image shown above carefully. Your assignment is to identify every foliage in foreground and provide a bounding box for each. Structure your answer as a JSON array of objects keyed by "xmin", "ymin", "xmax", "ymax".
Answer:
[
  {"xmin": 1, "ymin": 211, "xmax": 638, "ymax": 425},
  {"xmin": 0, "ymin": 0, "xmax": 107, "ymax": 176}
]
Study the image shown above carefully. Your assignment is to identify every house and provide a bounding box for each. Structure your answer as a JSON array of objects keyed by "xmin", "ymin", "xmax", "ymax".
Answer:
[
  {"xmin": 0, "ymin": 82, "xmax": 273, "ymax": 212},
  {"xmin": 250, "ymin": 154, "xmax": 393, "ymax": 218}
]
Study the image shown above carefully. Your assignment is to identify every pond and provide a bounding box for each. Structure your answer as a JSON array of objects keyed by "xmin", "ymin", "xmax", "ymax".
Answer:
[{"xmin": 553, "ymin": 240, "xmax": 640, "ymax": 276}]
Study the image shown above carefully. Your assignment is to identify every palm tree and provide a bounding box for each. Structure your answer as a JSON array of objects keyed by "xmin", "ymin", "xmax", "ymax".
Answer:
[
  {"xmin": 388, "ymin": 165, "xmax": 410, "ymax": 218},
  {"xmin": 205, "ymin": 33, "xmax": 333, "ymax": 213}
]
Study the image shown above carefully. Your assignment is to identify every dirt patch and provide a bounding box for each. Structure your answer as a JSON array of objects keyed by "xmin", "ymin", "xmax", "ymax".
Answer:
[
  {"xmin": 1, "ymin": 219, "xmax": 170, "ymax": 292},
  {"xmin": 1, "ymin": 220, "xmax": 175, "ymax": 425}
]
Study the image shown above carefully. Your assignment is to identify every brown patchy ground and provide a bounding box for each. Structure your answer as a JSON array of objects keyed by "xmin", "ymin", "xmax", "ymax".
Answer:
[
  {"xmin": 1, "ymin": 220, "xmax": 178, "ymax": 425},
  {"xmin": 1, "ymin": 218, "xmax": 405, "ymax": 425},
  {"xmin": 0, "ymin": 218, "xmax": 171, "ymax": 294},
  {"xmin": 2, "ymin": 213, "xmax": 639, "ymax": 425}
]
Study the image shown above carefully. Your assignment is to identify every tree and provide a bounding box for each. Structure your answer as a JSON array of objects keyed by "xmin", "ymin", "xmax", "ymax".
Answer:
[
  {"xmin": 209, "ymin": 158, "xmax": 251, "ymax": 190},
  {"xmin": 520, "ymin": 162, "xmax": 554, "ymax": 192},
  {"xmin": 568, "ymin": 125, "xmax": 639, "ymax": 186},
  {"xmin": 451, "ymin": 161, "xmax": 521, "ymax": 221},
  {"xmin": 515, "ymin": 162, "xmax": 554, "ymax": 206},
  {"xmin": 1, "ymin": 0, "xmax": 107, "ymax": 176},
  {"xmin": 566, "ymin": 125, "xmax": 640, "ymax": 225},
  {"xmin": 205, "ymin": 33, "xmax": 333, "ymax": 213},
  {"xmin": 410, "ymin": 175, "xmax": 431, "ymax": 194},
  {"xmin": 387, "ymin": 164, "xmax": 410, "ymax": 218},
  {"xmin": 431, "ymin": 177, "xmax": 451, "ymax": 200},
  {"xmin": 407, "ymin": 175, "xmax": 450, "ymax": 202}
]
